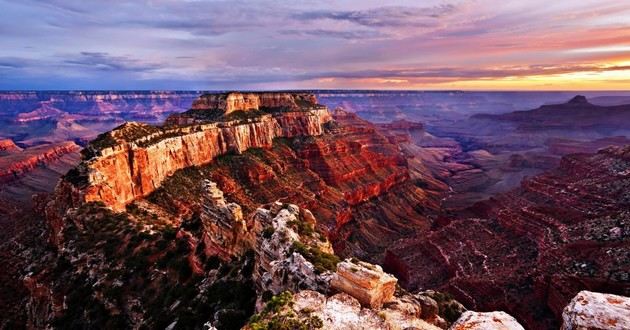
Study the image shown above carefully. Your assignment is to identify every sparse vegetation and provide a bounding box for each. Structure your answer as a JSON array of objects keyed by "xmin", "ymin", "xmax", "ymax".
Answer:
[
  {"xmin": 290, "ymin": 242, "xmax": 340, "ymax": 274},
  {"xmin": 248, "ymin": 291, "xmax": 323, "ymax": 330},
  {"xmin": 50, "ymin": 202, "xmax": 256, "ymax": 330}
]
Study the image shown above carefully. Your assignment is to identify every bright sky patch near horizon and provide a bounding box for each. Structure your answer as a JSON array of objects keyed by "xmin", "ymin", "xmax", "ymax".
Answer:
[{"xmin": 1, "ymin": 0, "xmax": 630, "ymax": 90}]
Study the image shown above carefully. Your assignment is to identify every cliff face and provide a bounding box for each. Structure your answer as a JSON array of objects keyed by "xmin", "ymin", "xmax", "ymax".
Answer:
[
  {"xmin": 65, "ymin": 99, "xmax": 331, "ymax": 212},
  {"xmin": 191, "ymin": 92, "xmax": 319, "ymax": 114}
]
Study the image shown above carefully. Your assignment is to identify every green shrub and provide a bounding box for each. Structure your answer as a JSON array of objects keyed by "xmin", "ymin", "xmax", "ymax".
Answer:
[{"xmin": 290, "ymin": 242, "xmax": 339, "ymax": 274}]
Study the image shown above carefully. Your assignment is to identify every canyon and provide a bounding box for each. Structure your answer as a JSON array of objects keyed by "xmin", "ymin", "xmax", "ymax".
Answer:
[
  {"xmin": 384, "ymin": 145, "xmax": 630, "ymax": 329},
  {"xmin": 1, "ymin": 91, "xmax": 630, "ymax": 329}
]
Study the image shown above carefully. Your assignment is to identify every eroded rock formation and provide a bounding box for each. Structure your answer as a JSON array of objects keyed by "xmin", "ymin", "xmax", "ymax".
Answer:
[
  {"xmin": 191, "ymin": 92, "xmax": 320, "ymax": 115},
  {"xmin": 55, "ymin": 92, "xmax": 331, "ymax": 212},
  {"xmin": 253, "ymin": 202, "xmax": 335, "ymax": 303},
  {"xmin": 200, "ymin": 179, "xmax": 253, "ymax": 261},
  {"xmin": 385, "ymin": 145, "xmax": 630, "ymax": 329},
  {"xmin": 0, "ymin": 141, "xmax": 80, "ymax": 183}
]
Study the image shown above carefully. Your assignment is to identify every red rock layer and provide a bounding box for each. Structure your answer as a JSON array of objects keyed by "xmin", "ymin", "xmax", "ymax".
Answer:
[
  {"xmin": 0, "ymin": 142, "xmax": 80, "ymax": 183},
  {"xmin": 140, "ymin": 109, "xmax": 445, "ymax": 261},
  {"xmin": 384, "ymin": 146, "xmax": 630, "ymax": 329},
  {"xmin": 0, "ymin": 139, "xmax": 21, "ymax": 153},
  {"xmin": 79, "ymin": 109, "xmax": 331, "ymax": 211}
]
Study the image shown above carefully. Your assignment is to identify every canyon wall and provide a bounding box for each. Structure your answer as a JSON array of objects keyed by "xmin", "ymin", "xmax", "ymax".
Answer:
[{"xmin": 68, "ymin": 105, "xmax": 331, "ymax": 211}]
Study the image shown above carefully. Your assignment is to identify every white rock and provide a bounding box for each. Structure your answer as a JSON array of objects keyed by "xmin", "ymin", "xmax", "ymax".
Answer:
[
  {"xmin": 450, "ymin": 311, "xmax": 525, "ymax": 330},
  {"xmin": 561, "ymin": 290, "xmax": 630, "ymax": 330}
]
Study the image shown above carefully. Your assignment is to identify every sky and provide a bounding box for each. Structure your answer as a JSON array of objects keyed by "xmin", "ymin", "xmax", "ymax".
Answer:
[{"xmin": 1, "ymin": 0, "xmax": 630, "ymax": 90}]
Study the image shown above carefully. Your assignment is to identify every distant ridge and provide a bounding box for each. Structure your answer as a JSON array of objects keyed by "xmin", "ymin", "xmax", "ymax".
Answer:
[{"xmin": 471, "ymin": 95, "xmax": 630, "ymax": 131}]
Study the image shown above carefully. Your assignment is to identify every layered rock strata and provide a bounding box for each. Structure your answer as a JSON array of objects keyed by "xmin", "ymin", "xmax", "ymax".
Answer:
[
  {"xmin": 0, "ymin": 142, "xmax": 80, "ymax": 183},
  {"xmin": 384, "ymin": 146, "xmax": 630, "ymax": 329},
  {"xmin": 191, "ymin": 92, "xmax": 321, "ymax": 114},
  {"xmin": 57, "ymin": 93, "xmax": 331, "ymax": 212}
]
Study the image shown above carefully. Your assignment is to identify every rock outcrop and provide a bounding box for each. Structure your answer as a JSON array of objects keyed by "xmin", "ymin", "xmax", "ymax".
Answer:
[
  {"xmin": 451, "ymin": 311, "xmax": 525, "ymax": 330},
  {"xmin": 253, "ymin": 202, "xmax": 336, "ymax": 304},
  {"xmin": 54, "ymin": 92, "xmax": 331, "ymax": 212},
  {"xmin": 191, "ymin": 92, "xmax": 320, "ymax": 115},
  {"xmin": 331, "ymin": 258, "xmax": 397, "ymax": 309},
  {"xmin": 247, "ymin": 290, "xmax": 445, "ymax": 330},
  {"xmin": 0, "ymin": 139, "xmax": 21, "ymax": 154},
  {"xmin": 200, "ymin": 179, "xmax": 253, "ymax": 261},
  {"xmin": 561, "ymin": 291, "xmax": 630, "ymax": 330}
]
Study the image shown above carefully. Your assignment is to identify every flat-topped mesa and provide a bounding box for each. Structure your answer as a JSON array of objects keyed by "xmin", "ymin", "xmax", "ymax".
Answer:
[
  {"xmin": 192, "ymin": 92, "xmax": 320, "ymax": 113},
  {"xmin": 51, "ymin": 92, "xmax": 332, "ymax": 213},
  {"xmin": 166, "ymin": 92, "xmax": 327, "ymax": 125}
]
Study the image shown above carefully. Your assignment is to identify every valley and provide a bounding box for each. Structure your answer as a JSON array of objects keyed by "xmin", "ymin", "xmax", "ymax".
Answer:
[{"xmin": 0, "ymin": 91, "xmax": 629, "ymax": 329}]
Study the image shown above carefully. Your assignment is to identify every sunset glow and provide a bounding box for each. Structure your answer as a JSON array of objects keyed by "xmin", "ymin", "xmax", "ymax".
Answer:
[{"xmin": 1, "ymin": 0, "xmax": 630, "ymax": 90}]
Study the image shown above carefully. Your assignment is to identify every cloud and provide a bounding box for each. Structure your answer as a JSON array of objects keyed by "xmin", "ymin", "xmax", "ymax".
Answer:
[
  {"xmin": 297, "ymin": 5, "xmax": 457, "ymax": 28},
  {"xmin": 281, "ymin": 29, "xmax": 387, "ymax": 40},
  {"xmin": 0, "ymin": 57, "xmax": 31, "ymax": 69},
  {"xmin": 294, "ymin": 64, "xmax": 630, "ymax": 82},
  {"xmin": 63, "ymin": 52, "xmax": 164, "ymax": 72}
]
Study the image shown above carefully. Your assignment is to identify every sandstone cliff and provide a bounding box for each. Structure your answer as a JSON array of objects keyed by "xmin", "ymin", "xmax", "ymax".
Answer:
[
  {"xmin": 191, "ymin": 92, "xmax": 320, "ymax": 115},
  {"xmin": 0, "ymin": 139, "xmax": 21, "ymax": 154},
  {"xmin": 55, "ymin": 92, "xmax": 331, "ymax": 213}
]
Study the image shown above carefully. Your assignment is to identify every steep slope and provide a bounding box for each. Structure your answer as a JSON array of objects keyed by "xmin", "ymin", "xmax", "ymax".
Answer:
[
  {"xmin": 137, "ymin": 108, "xmax": 444, "ymax": 261},
  {"xmin": 384, "ymin": 146, "xmax": 630, "ymax": 329},
  {"xmin": 47, "ymin": 93, "xmax": 444, "ymax": 261}
]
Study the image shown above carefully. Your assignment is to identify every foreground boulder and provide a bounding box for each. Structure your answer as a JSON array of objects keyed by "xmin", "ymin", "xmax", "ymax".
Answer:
[
  {"xmin": 450, "ymin": 311, "xmax": 525, "ymax": 330},
  {"xmin": 331, "ymin": 258, "xmax": 397, "ymax": 309},
  {"xmin": 246, "ymin": 290, "xmax": 444, "ymax": 330},
  {"xmin": 562, "ymin": 291, "xmax": 630, "ymax": 330}
]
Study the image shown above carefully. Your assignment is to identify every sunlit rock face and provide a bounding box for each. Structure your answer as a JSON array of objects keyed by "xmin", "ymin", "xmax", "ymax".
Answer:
[
  {"xmin": 451, "ymin": 311, "xmax": 525, "ymax": 330},
  {"xmin": 331, "ymin": 258, "xmax": 397, "ymax": 309},
  {"xmin": 191, "ymin": 92, "xmax": 320, "ymax": 115},
  {"xmin": 52, "ymin": 93, "xmax": 332, "ymax": 212},
  {"xmin": 561, "ymin": 291, "xmax": 630, "ymax": 330},
  {"xmin": 0, "ymin": 141, "xmax": 79, "ymax": 183}
]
